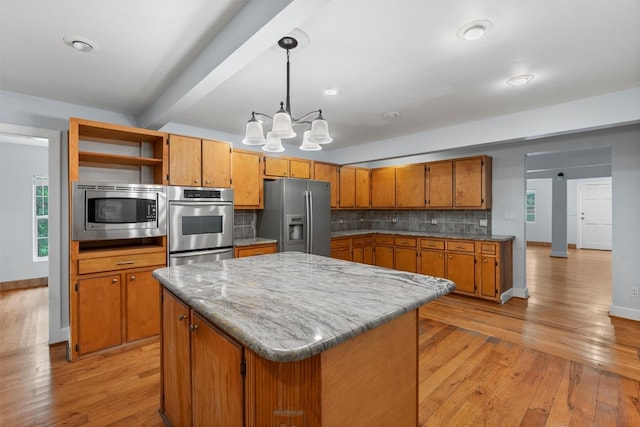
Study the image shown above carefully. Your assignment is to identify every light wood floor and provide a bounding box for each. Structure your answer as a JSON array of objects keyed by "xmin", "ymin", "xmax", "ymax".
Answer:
[{"xmin": 1, "ymin": 247, "xmax": 638, "ymax": 426}]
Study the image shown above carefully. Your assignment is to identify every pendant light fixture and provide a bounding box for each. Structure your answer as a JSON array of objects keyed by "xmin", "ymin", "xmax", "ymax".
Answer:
[{"xmin": 241, "ymin": 36, "xmax": 333, "ymax": 152}]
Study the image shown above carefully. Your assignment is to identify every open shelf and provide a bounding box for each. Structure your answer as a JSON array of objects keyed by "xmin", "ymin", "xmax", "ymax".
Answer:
[{"xmin": 78, "ymin": 151, "xmax": 164, "ymax": 167}]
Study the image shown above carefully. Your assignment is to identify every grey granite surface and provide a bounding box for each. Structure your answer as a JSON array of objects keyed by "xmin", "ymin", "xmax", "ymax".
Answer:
[
  {"xmin": 332, "ymin": 229, "xmax": 515, "ymax": 242},
  {"xmin": 153, "ymin": 252, "xmax": 455, "ymax": 363},
  {"xmin": 233, "ymin": 237, "xmax": 278, "ymax": 247}
]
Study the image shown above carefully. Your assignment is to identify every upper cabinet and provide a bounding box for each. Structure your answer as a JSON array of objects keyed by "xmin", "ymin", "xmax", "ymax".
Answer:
[
  {"xmin": 232, "ymin": 149, "xmax": 263, "ymax": 209},
  {"xmin": 313, "ymin": 162, "xmax": 339, "ymax": 208},
  {"xmin": 68, "ymin": 117, "xmax": 167, "ymax": 184},
  {"xmin": 427, "ymin": 156, "xmax": 491, "ymax": 209},
  {"xmin": 371, "ymin": 167, "xmax": 396, "ymax": 208},
  {"xmin": 339, "ymin": 166, "xmax": 370, "ymax": 208},
  {"xmin": 168, "ymin": 135, "xmax": 231, "ymax": 187},
  {"xmin": 263, "ymin": 156, "xmax": 311, "ymax": 179},
  {"xmin": 396, "ymin": 164, "xmax": 427, "ymax": 208}
]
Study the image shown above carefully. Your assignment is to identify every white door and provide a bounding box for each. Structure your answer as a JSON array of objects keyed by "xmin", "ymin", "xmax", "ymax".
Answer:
[{"xmin": 577, "ymin": 183, "xmax": 612, "ymax": 250}]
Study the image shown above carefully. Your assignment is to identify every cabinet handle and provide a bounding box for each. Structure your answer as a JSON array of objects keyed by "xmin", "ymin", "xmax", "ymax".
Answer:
[
  {"xmin": 205, "ymin": 179, "xmax": 211, "ymax": 184},
  {"xmin": 253, "ymin": 252, "xmax": 265, "ymax": 255},
  {"xmin": 178, "ymin": 314, "xmax": 186, "ymax": 321},
  {"xmin": 447, "ymin": 202, "xmax": 451, "ymax": 205},
  {"xmin": 484, "ymin": 259, "xmax": 488, "ymax": 263},
  {"xmin": 190, "ymin": 324, "xmax": 199, "ymax": 331},
  {"xmin": 112, "ymin": 278, "xmax": 118, "ymax": 283},
  {"xmin": 117, "ymin": 261, "xmax": 135, "ymax": 265},
  {"xmin": 439, "ymin": 254, "xmax": 443, "ymax": 258},
  {"xmin": 130, "ymin": 275, "xmax": 136, "ymax": 281},
  {"xmin": 449, "ymin": 255, "xmax": 453, "ymax": 259},
  {"xmin": 194, "ymin": 179, "xmax": 200, "ymax": 184}
]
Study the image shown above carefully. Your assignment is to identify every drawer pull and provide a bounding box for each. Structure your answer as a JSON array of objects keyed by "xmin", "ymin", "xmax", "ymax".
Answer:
[
  {"xmin": 253, "ymin": 252, "xmax": 265, "ymax": 255},
  {"xmin": 178, "ymin": 314, "xmax": 186, "ymax": 321},
  {"xmin": 117, "ymin": 261, "xmax": 135, "ymax": 265},
  {"xmin": 111, "ymin": 278, "xmax": 118, "ymax": 284},
  {"xmin": 130, "ymin": 275, "xmax": 136, "ymax": 280},
  {"xmin": 190, "ymin": 324, "xmax": 199, "ymax": 331}
]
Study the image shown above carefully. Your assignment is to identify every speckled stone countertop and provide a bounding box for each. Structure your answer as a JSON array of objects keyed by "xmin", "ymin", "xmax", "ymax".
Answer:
[
  {"xmin": 152, "ymin": 252, "xmax": 455, "ymax": 363},
  {"xmin": 233, "ymin": 237, "xmax": 278, "ymax": 247},
  {"xmin": 332, "ymin": 229, "xmax": 515, "ymax": 242}
]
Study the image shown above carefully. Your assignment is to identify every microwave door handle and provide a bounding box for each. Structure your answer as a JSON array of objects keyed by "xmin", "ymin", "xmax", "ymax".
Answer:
[
  {"xmin": 169, "ymin": 201, "xmax": 232, "ymax": 207},
  {"xmin": 170, "ymin": 248, "xmax": 232, "ymax": 258}
]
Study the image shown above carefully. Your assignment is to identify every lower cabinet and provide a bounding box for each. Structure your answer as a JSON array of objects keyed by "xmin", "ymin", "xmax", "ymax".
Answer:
[
  {"xmin": 162, "ymin": 290, "xmax": 244, "ymax": 427},
  {"xmin": 330, "ymin": 237, "xmax": 351, "ymax": 261},
  {"xmin": 234, "ymin": 243, "xmax": 277, "ymax": 258},
  {"xmin": 76, "ymin": 268, "xmax": 161, "ymax": 356},
  {"xmin": 373, "ymin": 235, "xmax": 394, "ymax": 269},
  {"xmin": 394, "ymin": 237, "xmax": 417, "ymax": 273},
  {"xmin": 351, "ymin": 235, "xmax": 373, "ymax": 265}
]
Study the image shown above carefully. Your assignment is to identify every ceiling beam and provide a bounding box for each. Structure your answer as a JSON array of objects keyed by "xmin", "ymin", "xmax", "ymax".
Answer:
[{"xmin": 138, "ymin": 0, "xmax": 331, "ymax": 130}]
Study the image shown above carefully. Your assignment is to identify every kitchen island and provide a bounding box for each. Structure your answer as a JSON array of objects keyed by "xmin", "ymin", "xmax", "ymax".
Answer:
[{"xmin": 153, "ymin": 252, "xmax": 455, "ymax": 426}]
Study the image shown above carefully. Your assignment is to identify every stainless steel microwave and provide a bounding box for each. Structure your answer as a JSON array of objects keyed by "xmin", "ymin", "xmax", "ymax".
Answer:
[{"xmin": 72, "ymin": 182, "xmax": 166, "ymax": 241}]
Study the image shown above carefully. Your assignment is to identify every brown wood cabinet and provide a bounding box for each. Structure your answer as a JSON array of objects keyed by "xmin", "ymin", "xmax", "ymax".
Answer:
[
  {"xmin": 232, "ymin": 149, "xmax": 263, "ymax": 209},
  {"xmin": 418, "ymin": 239, "xmax": 446, "ymax": 278},
  {"xmin": 125, "ymin": 270, "xmax": 161, "ymax": 342},
  {"xmin": 264, "ymin": 156, "xmax": 312, "ymax": 179},
  {"xmin": 168, "ymin": 135, "xmax": 232, "ymax": 187},
  {"xmin": 313, "ymin": 162, "xmax": 339, "ymax": 208},
  {"xmin": 396, "ymin": 164, "xmax": 427, "ymax": 208},
  {"xmin": 162, "ymin": 290, "xmax": 244, "ymax": 427},
  {"xmin": 339, "ymin": 166, "xmax": 370, "ymax": 208},
  {"xmin": 427, "ymin": 156, "xmax": 491, "ymax": 209},
  {"xmin": 371, "ymin": 167, "xmax": 396, "ymax": 208},
  {"xmin": 394, "ymin": 237, "xmax": 418, "ymax": 273},
  {"xmin": 331, "ymin": 237, "xmax": 351, "ymax": 261},
  {"xmin": 234, "ymin": 243, "xmax": 277, "ymax": 258},
  {"xmin": 77, "ymin": 274, "xmax": 122, "ymax": 355},
  {"xmin": 446, "ymin": 240, "xmax": 477, "ymax": 294},
  {"xmin": 373, "ymin": 235, "xmax": 394, "ymax": 269},
  {"xmin": 352, "ymin": 235, "xmax": 373, "ymax": 265}
]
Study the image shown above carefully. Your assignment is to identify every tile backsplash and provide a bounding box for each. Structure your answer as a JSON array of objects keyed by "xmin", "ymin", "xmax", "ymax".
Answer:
[{"xmin": 235, "ymin": 209, "xmax": 492, "ymax": 239}]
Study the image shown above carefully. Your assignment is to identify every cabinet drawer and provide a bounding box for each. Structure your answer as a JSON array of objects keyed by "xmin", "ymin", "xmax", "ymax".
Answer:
[
  {"xmin": 331, "ymin": 238, "xmax": 350, "ymax": 249},
  {"xmin": 446, "ymin": 241, "xmax": 475, "ymax": 253},
  {"xmin": 420, "ymin": 239, "xmax": 445, "ymax": 250},
  {"xmin": 394, "ymin": 237, "xmax": 417, "ymax": 247},
  {"xmin": 374, "ymin": 236, "xmax": 394, "ymax": 245},
  {"xmin": 351, "ymin": 237, "xmax": 364, "ymax": 247},
  {"xmin": 363, "ymin": 236, "xmax": 373, "ymax": 245},
  {"xmin": 236, "ymin": 244, "xmax": 277, "ymax": 258},
  {"xmin": 78, "ymin": 252, "xmax": 166, "ymax": 275},
  {"xmin": 481, "ymin": 243, "xmax": 497, "ymax": 255}
]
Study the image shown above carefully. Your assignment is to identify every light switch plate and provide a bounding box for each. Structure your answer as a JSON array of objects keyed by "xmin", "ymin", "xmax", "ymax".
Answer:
[{"xmin": 479, "ymin": 219, "xmax": 488, "ymax": 227}]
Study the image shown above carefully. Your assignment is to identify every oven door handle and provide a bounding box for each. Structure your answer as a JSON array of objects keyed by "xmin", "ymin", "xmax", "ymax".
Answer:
[
  {"xmin": 170, "ymin": 248, "xmax": 233, "ymax": 258},
  {"xmin": 169, "ymin": 201, "xmax": 233, "ymax": 207}
]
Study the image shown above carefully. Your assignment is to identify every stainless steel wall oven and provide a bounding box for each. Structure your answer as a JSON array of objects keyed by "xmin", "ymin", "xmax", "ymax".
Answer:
[{"xmin": 167, "ymin": 186, "xmax": 234, "ymax": 266}]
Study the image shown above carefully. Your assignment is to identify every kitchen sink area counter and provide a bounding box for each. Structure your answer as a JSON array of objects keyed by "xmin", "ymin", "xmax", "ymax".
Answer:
[
  {"xmin": 232, "ymin": 237, "xmax": 278, "ymax": 247},
  {"xmin": 332, "ymin": 229, "xmax": 515, "ymax": 242},
  {"xmin": 153, "ymin": 252, "xmax": 454, "ymax": 362}
]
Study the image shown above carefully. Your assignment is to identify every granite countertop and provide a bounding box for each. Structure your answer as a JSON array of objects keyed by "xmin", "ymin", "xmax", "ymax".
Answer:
[
  {"xmin": 332, "ymin": 229, "xmax": 515, "ymax": 242},
  {"xmin": 233, "ymin": 237, "xmax": 278, "ymax": 247},
  {"xmin": 152, "ymin": 252, "xmax": 455, "ymax": 363}
]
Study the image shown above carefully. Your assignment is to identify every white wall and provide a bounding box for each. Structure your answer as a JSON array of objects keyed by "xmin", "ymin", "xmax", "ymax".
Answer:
[{"xmin": 0, "ymin": 141, "xmax": 49, "ymax": 282}]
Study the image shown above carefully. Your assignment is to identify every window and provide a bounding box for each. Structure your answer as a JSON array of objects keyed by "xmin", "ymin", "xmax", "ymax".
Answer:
[
  {"xmin": 526, "ymin": 190, "xmax": 536, "ymax": 222},
  {"xmin": 34, "ymin": 175, "xmax": 49, "ymax": 260}
]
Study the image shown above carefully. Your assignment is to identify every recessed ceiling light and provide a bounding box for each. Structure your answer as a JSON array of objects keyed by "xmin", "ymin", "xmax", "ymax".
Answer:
[
  {"xmin": 324, "ymin": 89, "xmax": 338, "ymax": 96},
  {"xmin": 507, "ymin": 74, "xmax": 535, "ymax": 87},
  {"xmin": 383, "ymin": 111, "xmax": 401, "ymax": 119},
  {"xmin": 457, "ymin": 20, "xmax": 493, "ymax": 41},
  {"xmin": 63, "ymin": 35, "xmax": 99, "ymax": 53}
]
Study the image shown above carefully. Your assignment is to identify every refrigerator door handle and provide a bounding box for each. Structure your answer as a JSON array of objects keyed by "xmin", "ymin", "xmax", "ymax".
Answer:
[{"xmin": 306, "ymin": 190, "xmax": 313, "ymax": 254}]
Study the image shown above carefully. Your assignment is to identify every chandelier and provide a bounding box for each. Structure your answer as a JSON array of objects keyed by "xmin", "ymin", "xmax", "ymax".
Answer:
[{"xmin": 241, "ymin": 36, "xmax": 333, "ymax": 152}]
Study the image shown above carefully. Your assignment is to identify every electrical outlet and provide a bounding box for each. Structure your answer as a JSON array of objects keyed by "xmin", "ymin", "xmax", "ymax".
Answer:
[
  {"xmin": 631, "ymin": 287, "xmax": 639, "ymax": 298},
  {"xmin": 479, "ymin": 219, "xmax": 488, "ymax": 227},
  {"xmin": 360, "ymin": 217, "xmax": 364, "ymax": 223},
  {"xmin": 430, "ymin": 218, "xmax": 438, "ymax": 225},
  {"xmin": 338, "ymin": 218, "xmax": 344, "ymax": 224},
  {"xmin": 251, "ymin": 220, "xmax": 255, "ymax": 230},
  {"xmin": 391, "ymin": 217, "xmax": 397, "ymax": 224}
]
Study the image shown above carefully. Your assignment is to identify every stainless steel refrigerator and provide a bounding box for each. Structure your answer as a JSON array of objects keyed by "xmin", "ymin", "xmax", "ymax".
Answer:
[{"xmin": 257, "ymin": 178, "xmax": 331, "ymax": 256}]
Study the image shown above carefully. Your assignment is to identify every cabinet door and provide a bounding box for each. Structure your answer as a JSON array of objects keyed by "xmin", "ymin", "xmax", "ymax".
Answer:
[
  {"xmin": 352, "ymin": 246, "xmax": 364, "ymax": 263},
  {"xmin": 395, "ymin": 247, "xmax": 417, "ymax": 273},
  {"xmin": 371, "ymin": 167, "xmax": 396, "ymax": 208},
  {"xmin": 355, "ymin": 168, "xmax": 371, "ymax": 208},
  {"xmin": 264, "ymin": 156, "xmax": 289, "ymax": 177},
  {"xmin": 480, "ymin": 256, "xmax": 498, "ymax": 299},
  {"xmin": 419, "ymin": 250, "xmax": 445, "ymax": 278},
  {"xmin": 447, "ymin": 253, "xmax": 476, "ymax": 294},
  {"xmin": 289, "ymin": 158, "xmax": 311, "ymax": 179},
  {"xmin": 162, "ymin": 290, "xmax": 192, "ymax": 427},
  {"xmin": 397, "ymin": 164, "xmax": 426, "ymax": 208},
  {"xmin": 363, "ymin": 245, "xmax": 374, "ymax": 265},
  {"xmin": 339, "ymin": 167, "xmax": 356, "ymax": 208},
  {"xmin": 191, "ymin": 312, "xmax": 244, "ymax": 427},
  {"xmin": 232, "ymin": 150, "xmax": 262, "ymax": 208},
  {"xmin": 428, "ymin": 161, "xmax": 453, "ymax": 208},
  {"xmin": 235, "ymin": 244, "xmax": 277, "ymax": 258},
  {"xmin": 374, "ymin": 246, "xmax": 394, "ymax": 269},
  {"xmin": 455, "ymin": 157, "xmax": 483, "ymax": 208},
  {"xmin": 77, "ymin": 274, "xmax": 122, "ymax": 355},
  {"xmin": 314, "ymin": 163, "xmax": 339, "ymax": 208},
  {"xmin": 126, "ymin": 270, "xmax": 160, "ymax": 342},
  {"xmin": 202, "ymin": 139, "xmax": 231, "ymax": 188},
  {"xmin": 169, "ymin": 135, "xmax": 202, "ymax": 186}
]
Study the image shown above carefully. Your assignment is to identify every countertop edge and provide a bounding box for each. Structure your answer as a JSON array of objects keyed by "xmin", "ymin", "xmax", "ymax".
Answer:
[{"xmin": 331, "ymin": 229, "xmax": 515, "ymax": 242}]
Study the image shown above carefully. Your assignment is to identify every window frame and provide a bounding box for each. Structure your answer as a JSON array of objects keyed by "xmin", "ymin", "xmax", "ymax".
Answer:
[
  {"xmin": 526, "ymin": 189, "xmax": 536, "ymax": 223},
  {"xmin": 33, "ymin": 175, "xmax": 49, "ymax": 261}
]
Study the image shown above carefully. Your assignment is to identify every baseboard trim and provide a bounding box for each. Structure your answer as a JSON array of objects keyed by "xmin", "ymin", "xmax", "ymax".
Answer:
[
  {"xmin": 609, "ymin": 305, "xmax": 640, "ymax": 321},
  {"xmin": 527, "ymin": 241, "xmax": 577, "ymax": 249},
  {"xmin": 550, "ymin": 251, "xmax": 569, "ymax": 258},
  {"xmin": 0, "ymin": 277, "xmax": 48, "ymax": 292},
  {"xmin": 511, "ymin": 286, "xmax": 529, "ymax": 299}
]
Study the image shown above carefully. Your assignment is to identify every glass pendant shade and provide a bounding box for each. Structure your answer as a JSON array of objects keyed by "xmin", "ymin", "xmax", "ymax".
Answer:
[
  {"xmin": 262, "ymin": 132, "xmax": 285, "ymax": 153},
  {"xmin": 242, "ymin": 119, "xmax": 266, "ymax": 145},
  {"xmin": 270, "ymin": 111, "xmax": 296, "ymax": 139},
  {"xmin": 299, "ymin": 130, "xmax": 321, "ymax": 151},
  {"xmin": 308, "ymin": 118, "xmax": 333, "ymax": 144}
]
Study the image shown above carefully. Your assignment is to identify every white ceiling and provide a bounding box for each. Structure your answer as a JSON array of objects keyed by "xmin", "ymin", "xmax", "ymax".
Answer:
[{"xmin": 1, "ymin": 0, "xmax": 639, "ymax": 152}]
